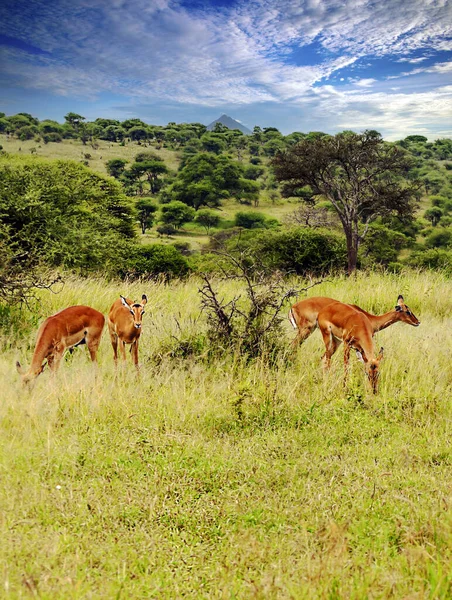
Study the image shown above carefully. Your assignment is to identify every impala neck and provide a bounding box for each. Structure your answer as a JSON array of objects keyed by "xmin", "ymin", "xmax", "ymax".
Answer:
[{"xmin": 366, "ymin": 310, "xmax": 399, "ymax": 333}]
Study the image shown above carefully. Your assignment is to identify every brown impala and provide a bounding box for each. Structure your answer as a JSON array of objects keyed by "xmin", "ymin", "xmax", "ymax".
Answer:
[
  {"xmin": 108, "ymin": 294, "xmax": 147, "ymax": 371},
  {"xmin": 317, "ymin": 301, "xmax": 385, "ymax": 393},
  {"xmin": 289, "ymin": 295, "xmax": 420, "ymax": 347},
  {"xmin": 16, "ymin": 306, "xmax": 105, "ymax": 384}
]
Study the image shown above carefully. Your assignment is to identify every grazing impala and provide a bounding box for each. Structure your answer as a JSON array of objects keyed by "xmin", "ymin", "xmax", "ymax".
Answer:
[
  {"xmin": 16, "ymin": 306, "xmax": 105, "ymax": 384},
  {"xmin": 108, "ymin": 294, "xmax": 147, "ymax": 370},
  {"xmin": 317, "ymin": 301, "xmax": 385, "ymax": 393},
  {"xmin": 289, "ymin": 295, "xmax": 419, "ymax": 346}
]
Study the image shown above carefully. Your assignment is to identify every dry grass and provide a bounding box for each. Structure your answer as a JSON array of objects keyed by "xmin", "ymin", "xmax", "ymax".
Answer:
[{"xmin": 1, "ymin": 271, "xmax": 452, "ymax": 597}]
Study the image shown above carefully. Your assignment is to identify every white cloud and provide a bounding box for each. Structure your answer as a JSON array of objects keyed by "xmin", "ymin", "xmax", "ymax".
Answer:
[
  {"xmin": 0, "ymin": 0, "xmax": 451, "ymax": 137},
  {"xmin": 353, "ymin": 78, "xmax": 377, "ymax": 87}
]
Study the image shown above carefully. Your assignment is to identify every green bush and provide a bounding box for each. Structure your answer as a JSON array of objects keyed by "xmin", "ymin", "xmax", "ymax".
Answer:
[
  {"xmin": 405, "ymin": 249, "xmax": 452, "ymax": 275},
  {"xmin": 0, "ymin": 155, "xmax": 135, "ymax": 275},
  {"xmin": 234, "ymin": 211, "xmax": 268, "ymax": 229},
  {"xmin": 425, "ymin": 228, "xmax": 452, "ymax": 248},
  {"xmin": 247, "ymin": 228, "xmax": 347, "ymax": 275},
  {"xmin": 122, "ymin": 244, "xmax": 190, "ymax": 279}
]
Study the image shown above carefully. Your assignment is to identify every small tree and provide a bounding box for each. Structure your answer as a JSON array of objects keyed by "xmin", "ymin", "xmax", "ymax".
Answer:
[
  {"xmin": 130, "ymin": 160, "xmax": 168, "ymax": 194},
  {"xmin": 106, "ymin": 158, "xmax": 128, "ymax": 179},
  {"xmin": 272, "ymin": 130, "xmax": 420, "ymax": 274},
  {"xmin": 135, "ymin": 198, "xmax": 158, "ymax": 234},
  {"xmin": 160, "ymin": 201, "xmax": 195, "ymax": 230},
  {"xmin": 195, "ymin": 209, "xmax": 221, "ymax": 233},
  {"xmin": 235, "ymin": 211, "xmax": 267, "ymax": 229},
  {"xmin": 424, "ymin": 207, "xmax": 443, "ymax": 226}
]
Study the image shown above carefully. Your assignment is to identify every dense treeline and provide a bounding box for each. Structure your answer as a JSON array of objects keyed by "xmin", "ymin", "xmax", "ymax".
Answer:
[{"xmin": 1, "ymin": 111, "xmax": 451, "ymax": 290}]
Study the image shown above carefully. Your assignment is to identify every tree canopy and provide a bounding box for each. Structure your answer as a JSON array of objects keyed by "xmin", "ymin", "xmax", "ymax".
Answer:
[{"xmin": 272, "ymin": 130, "xmax": 420, "ymax": 273}]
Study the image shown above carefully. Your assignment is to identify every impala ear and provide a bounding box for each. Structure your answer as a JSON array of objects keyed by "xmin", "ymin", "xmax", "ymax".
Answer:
[
  {"xmin": 397, "ymin": 295, "xmax": 404, "ymax": 306},
  {"xmin": 141, "ymin": 294, "xmax": 147, "ymax": 306},
  {"xmin": 377, "ymin": 347, "xmax": 384, "ymax": 361},
  {"xmin": 120, "ymin": 295, "xmax": 129, "ymax": 308},
  {"xmin": 355, "ymin": 350, "xmax": 365, "ymax": 363}
]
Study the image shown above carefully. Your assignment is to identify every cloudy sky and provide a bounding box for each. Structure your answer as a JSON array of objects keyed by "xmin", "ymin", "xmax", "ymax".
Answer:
[{"xmin": 1, "ymin": 0, "xmax": 451, "ymax": 139}]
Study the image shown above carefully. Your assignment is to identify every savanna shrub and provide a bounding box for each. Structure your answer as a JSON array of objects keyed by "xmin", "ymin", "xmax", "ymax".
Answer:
[
  {"xmin": 227, "ymin": 228, "xmax": 347, "ymax": 275},
  {"xmin": 121, "ymin": 244, "xmax": 190, "ymax": 280},
  {"xmin": 0, "ymin": 154, "xmax": 135, "ymax": 275},
  {"xmin": 234, "ymin": 211, "xmax": 268, "ymax": 229},
  {"xmin": 405, "ymin": 249, "xmax": 452, "ymax": 275},
  {"xmin": 425, "ymin": 228, "xmax": 452, "ymax": 248}
]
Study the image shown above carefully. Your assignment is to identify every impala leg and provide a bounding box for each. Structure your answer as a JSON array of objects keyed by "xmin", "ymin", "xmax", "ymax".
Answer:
[
  {"xmin": 48, "ymin": 348, "xmax": 64, "ymax": 375},
  {"xmin": 87, "ymin": 330, "xmax": 102, "ymax": 363},
  {"xmin": 119, "ymin": 340, "xmax": 127, "ymax": 363},
  {"xmin": 320, "ymin": 328, "xmax": 340, "ymax": 371},
  {"xmin": 131, "ymin": 339, "xmax": 140, "ymax": 374},
  {"xmin": 343, "ymin": 344, "xmax": 351, "ymax": 387},
  {"xmin": 291, "ymin": 322, "xmax": 317, "ymax": 349},
  {"xmin": 109, "ymin": 330, "xmax": 119, "ymax": 366}
]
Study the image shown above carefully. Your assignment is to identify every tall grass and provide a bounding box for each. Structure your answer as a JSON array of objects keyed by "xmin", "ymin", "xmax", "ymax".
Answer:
[{"xmin": 1, "ymin": 271, "xmax": 452, "ymax": 598}]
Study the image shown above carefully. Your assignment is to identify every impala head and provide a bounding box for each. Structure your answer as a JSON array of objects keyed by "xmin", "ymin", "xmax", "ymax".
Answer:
[
  {"xmin": 395, "ymin": 295, "xmax": 420, "ymax": 327},
  {"xmin": 356, "ymin": 347, "xmax": 384, "ymax": 394},
  {"xmin": 16, "ymin": 361, "xmax": 45, "ymax": 385},
  {"xmin": 120, "ymin": 294, "xmax": 147, "ymax": 329}
]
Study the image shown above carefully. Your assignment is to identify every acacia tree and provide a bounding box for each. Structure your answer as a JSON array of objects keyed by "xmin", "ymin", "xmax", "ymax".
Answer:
[
  {"xmin": 272, "ymin": 130, "xmax": 420, "ymax": 274},
  {"xmin": 135, "ymin": 198, "xmax": 158, "ymax": 234}
]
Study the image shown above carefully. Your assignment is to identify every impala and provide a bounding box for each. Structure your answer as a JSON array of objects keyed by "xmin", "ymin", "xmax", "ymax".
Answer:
[
  {"xmin": 16, "ymin": 306, "xmax": 105, "ymax": 384},
  {"xmin": 317, "ymin": 301, "xmax": 385, "ymax": 393},
  {"xmin": 108, "ymin": 294, "xmax": 147, "ymax": 370},
  {"xmin": 289, "ymin": 295, "xmax": 419, "ymax": 346}
]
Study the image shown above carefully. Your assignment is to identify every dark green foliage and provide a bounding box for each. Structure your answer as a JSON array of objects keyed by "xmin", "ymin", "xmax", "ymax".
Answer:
[
  {"xmin": 424, "ymin": 207, "xmax": 443, "ymax": 226},
  {"xmin": 234, "ymin": 211, "xmax": 268, "ymax": 229},
  {"xmin": 135, "ymin": 198, "xmax": 158, "ymax": 234},
  {"xmin": 42, "ymin": 132, "xmax": 63, "ymax": 143},
  {"xmin": 128, "ymin": 126, "xmax": 148, "ymax": 141},
  {"xmin": 219, "ymin": 228, "xmax": 346, "ymax": 276},
  {"xmin": 123, "ymin": 244, "xmax": 190, "ymax": 279},
  {"xmin": 17, "ymin": 125, "xmax": 39, "ymax": 140},
  {"xmin": 0, "ymin": 155, "xmax": 135, "ymax": 275},
  {"xmin": 425, "ymin": 228, "xmax": 452, "ymax": 248},
  {"xmin": 200, "ymin": 133, "xmax": 227, "ymax": 154},
  {"xmin": 247, "ymin": 228, "xmax": 347, "ymax": 275},
  {"xmin": 243, "ymin": 165, "xmax": 264, "ymax": 180},
  {"xmin": 156, "ymin": 223, "xmax": 177, "ymax": 236},
  {"xmin": 361, "ymin": 223, "xmax": 409, "ymax": 266},
  {"xmin": 405, "ymin": 249, "xmax": 452, "ymax": 274},
  {"xmin": 194, "ymin": 209, "xmax": 221, "ymax": 233},
  {"xmin": 272, "ymin": 130, "xmax": 420, "ymax": 273},
  {"xmin": 106, "ymin": 158, "xmax": 128, "ymax": 178},
  {"xmin": 160, "ymin": 201, "xmax": 195, "ymax": 229}
]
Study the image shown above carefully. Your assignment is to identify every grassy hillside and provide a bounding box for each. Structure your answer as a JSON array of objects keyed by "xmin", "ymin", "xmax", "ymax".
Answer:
[
  {"xmin": 0, "ymin": 134, "xmax": 181, "ymax": 176},
  {"xmin": 2, "ymin": 271, "xmax": 452, "ymax": 597}
]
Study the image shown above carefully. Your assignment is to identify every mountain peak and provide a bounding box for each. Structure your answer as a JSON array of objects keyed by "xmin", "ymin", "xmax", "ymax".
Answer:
[{"xmin": 207, "ymin": 114, "xmax": 252, "ymax": 135}]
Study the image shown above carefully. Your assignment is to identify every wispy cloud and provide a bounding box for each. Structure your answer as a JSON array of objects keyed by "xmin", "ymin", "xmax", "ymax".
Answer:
[{"xmin": 0, "ymin": 0, "xmax": 451, "ymax": 137}]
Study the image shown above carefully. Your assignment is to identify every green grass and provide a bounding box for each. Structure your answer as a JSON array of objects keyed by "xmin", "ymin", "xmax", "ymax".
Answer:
[
  {"xmin": 0, "ymin": 134, "xmax": 182, "ymax": 175},
  {"xmin": 1, "ymin": 271, "xmax": 452, "ymax": 597}
]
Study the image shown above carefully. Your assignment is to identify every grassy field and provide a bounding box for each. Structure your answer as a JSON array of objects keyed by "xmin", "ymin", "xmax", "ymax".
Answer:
[
  {"xmin": 0, "ymin": 134, "xmax": 182, "ymax": 176},
  {"xmin": 1, "ymin": 270, "xmax": 452, "ymax": 598}
]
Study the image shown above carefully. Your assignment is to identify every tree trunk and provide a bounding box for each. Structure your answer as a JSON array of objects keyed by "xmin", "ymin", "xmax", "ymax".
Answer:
[{"xmin": 345, "ymin": 229, "xmax": 359, "ymax": 275}]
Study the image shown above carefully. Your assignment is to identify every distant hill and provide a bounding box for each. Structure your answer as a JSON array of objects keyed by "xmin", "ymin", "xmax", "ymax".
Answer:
[{"xmin": 206, "ymin": 114, "xmax": 252, "ymax": 135}]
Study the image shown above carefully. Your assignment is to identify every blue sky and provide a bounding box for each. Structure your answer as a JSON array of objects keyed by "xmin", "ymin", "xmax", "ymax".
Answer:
[{"xmin": 0, "ymin": 0, "xmax": 451, "ymax": 140}]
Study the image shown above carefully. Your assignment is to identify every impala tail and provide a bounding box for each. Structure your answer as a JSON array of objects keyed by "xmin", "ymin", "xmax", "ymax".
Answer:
[{"xmin": 288, "ymin": 307, "xmax": 298, "ymax": 330}]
